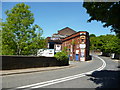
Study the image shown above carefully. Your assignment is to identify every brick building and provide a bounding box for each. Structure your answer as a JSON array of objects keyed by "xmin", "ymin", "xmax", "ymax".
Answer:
[
  {"xmin": 62, "ymin": 31, "xmax": 90, "ymax": 61},
  {"xmin": 46, "ymin": 27, "xmax": 90, "ymax": 61},
  {"xmin": 47, "ymin": 27, "xmax": 76, "ymax": 53}
]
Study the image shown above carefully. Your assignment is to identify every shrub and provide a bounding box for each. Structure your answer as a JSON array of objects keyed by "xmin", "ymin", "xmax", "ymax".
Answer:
[{"xmin": 54, "ymin": 51, "xmax": 69, "ymax": 65}]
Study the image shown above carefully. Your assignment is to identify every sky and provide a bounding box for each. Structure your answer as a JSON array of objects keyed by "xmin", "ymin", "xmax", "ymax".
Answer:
[{"xmin": 2, "ymin": 2, "xmax": 115, "ymax": 38}]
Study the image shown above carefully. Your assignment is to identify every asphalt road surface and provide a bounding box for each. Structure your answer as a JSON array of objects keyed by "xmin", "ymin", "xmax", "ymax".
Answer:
[{"xmin": 2, "ymin": 54, "xmax": 119, "ymax": 89}]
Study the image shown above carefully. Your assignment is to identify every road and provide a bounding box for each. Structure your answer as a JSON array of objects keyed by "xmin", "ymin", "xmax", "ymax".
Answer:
[{"xmin": 2, "ymin": 54, "xmax": 119, "ymax": 89}]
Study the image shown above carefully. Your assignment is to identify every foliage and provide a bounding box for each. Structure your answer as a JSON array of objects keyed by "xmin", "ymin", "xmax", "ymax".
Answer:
[
  {"xmin": 90, "ymin": 36, "xmax": 99, "ymax": 50},
  {"xmin": 2, "ymin": 3, "xmax": 46, "ymax": 55},
  {"xmin": 30, "ymin": 37, "xmax": 47, "ymax": 55},
  {"xmin": 90, "ymin": 34, "xmax": 96, "ymax": 37},
  {"xmin": 0, "ymin": 18, "xmax": 2, "ymax": 55},
  {"xmin": 90, "ymin": 34, "xmax": 120, "ymax": 54},
  {"xmin": 62, "ymin": 46, "xmax": 69, "ymax": 54},
  {"xmin": 54, "ymin": 51, "xmax": 68, "ymax": 61},
  {"xmin": 63, "ymin": 46, "xmax": 67, "ymax": 51},
  {"xmin": 71, "ymin": 40, "xmax": 75, "ymax": 45},
  {"xmin": 83, "ymin": 2, "xmax": 120, "ymax": 38}
]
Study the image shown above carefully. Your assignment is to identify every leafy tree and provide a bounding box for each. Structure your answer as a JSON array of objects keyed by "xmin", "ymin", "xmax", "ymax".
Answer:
[
  {"xmin": 105, "ymin": 35, "xmax": 120, "ymax": 54},
  {"xmin": 2, "ymin": 3, "xmax": 46, "ymax": 55},
  {"xmin": 97, "ymin": 35, "xmax": 117, "ymax": 53},
  {"xmin": 90, "ymin": 34, "xmax": 96, "ymax": 37},
  {"xmin": 0, "ymin": 18, "xmax": 2, "ymax": 55},
  {"xmin": 83, "ymin": 2, "xmax": 120, "ymax": 38},
  {"xmin": 29, "ymin": 36, "xmax": 47, "ymax": 56},
  {"xmin": 115, "ymin": 38, "xmax": 120, "ymax": 54},
  {"xmin": 89, "ymin": 34, "xmax": 97, "ymax": 50},
  {"xmin": 90, "ymin": 36, "xmax": 98, "ymax": 50},
  {"xmin": 90, "ymin": 34, "xmax": 120, "ymax": 54}
]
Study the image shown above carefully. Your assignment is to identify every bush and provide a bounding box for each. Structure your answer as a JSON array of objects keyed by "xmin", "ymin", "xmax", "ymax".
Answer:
[{"xmin": 54, "ymin": 51, "xmax": 69, "ymax": 65}]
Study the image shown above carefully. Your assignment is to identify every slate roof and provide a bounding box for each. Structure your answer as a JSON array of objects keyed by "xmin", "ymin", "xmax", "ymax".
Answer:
[{"xmin": 57, "ymin": 27, "xmax": 76, "ymax": 36}]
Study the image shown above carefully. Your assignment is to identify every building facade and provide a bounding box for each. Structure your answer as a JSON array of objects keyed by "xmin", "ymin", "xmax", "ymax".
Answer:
[
  {"xmin": 62, "ymin": 31, "xmax": 90, "ymax": 61},
  {"xmin": 41, "ymin": 27, "xmax": 90, "ymax": 61},
  {"xmin": 47, "ymin": 39, "xmax": 62, "ymax": 53},
  {"xmin": 47, "ymin": 27, "xmax": 76, "ymax": 53}
]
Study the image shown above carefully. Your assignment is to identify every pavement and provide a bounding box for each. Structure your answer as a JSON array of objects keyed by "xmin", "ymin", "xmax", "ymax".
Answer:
[{"xmin": 0, "ymin": 62, "xmax": 75, "ymax": 76}]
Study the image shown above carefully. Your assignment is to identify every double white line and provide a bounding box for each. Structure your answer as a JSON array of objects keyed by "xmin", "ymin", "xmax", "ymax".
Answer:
[{"xmin": 15, "ymin": 55, "xmax": 106, "ymax": 89}]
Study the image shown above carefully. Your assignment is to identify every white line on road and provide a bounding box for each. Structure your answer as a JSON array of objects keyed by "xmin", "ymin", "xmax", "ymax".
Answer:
[{"xmin": 15, "ymin": 55, "xmax": 106, "ymax": 89}]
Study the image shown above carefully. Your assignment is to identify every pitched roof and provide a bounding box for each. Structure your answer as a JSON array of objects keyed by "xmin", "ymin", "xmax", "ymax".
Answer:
[{"xmin": 58, "ymin": 27, "xmax": 76, "ymax": 36}]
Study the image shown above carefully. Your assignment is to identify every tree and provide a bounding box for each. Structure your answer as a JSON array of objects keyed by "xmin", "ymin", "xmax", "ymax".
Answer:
[
  {"xmin": 83, "ymin": 1, "xmax": 120, "ymax": 38},
  {"xmin": 2, "ymin": 3, "xmax": 46, "ymax": 55},
  {"xmin": 89, "ymin": 34, "xmax": 97, "ymax": 50},
  {"xmin": 97, "ymin": 35, "xmax": 118, "ymax": 53},
  {"xmin": 0, "ymin": 18, "xmax": 2, "ymax": 55},
  {"xmin": 90, "ymin": 34, "xmax": 120, "ymax": 54},
  {"xmin": 101, "ymin": 35, "xmax": 120, "ymax": 53},
  {"xmin": 90, "ymin": 34, "xmax": 96, "ymax": 37},
  {"xmin": 90, "ymin": 36, "xmax": 98, "ymax": 50}
]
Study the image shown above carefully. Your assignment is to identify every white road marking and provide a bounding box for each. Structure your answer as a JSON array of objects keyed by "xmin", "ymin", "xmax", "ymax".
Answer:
[{"xmin": 15, "ymin": 55, "xmax": 106, "ymax": 89}]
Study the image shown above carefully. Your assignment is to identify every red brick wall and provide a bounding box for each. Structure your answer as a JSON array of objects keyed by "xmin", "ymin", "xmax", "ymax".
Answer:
[{"xmin": 62, "ymin": 31, "xmax": 90, "ymax": 61}]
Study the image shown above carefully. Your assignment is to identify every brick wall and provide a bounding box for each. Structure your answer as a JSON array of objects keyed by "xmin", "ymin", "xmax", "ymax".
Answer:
[
  {"xmin": 62, "ymin": 31, "xmax": 90, "ymax": 61},
  {"xmin": 1, "ymin": 56, "xmax": 69, "ymax": 70}
]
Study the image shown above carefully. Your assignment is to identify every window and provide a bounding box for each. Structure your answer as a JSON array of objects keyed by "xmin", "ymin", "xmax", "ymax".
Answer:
[
  {"xmin": 81, "ymin": 39, "xmax": 84, "ymax": 42},
  {"xmin": 57, "ymin": 45, "xmax": 60, "ymax": 47},
  {"xmin": 76, "ymin": 44, "xmax": 79, "ymax": 48}
]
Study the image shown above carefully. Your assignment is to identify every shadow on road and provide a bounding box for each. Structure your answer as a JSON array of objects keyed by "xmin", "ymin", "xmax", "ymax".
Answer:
[{"xmin": 86, "ymin": 70, "xmax": 120, "ymax": 88}]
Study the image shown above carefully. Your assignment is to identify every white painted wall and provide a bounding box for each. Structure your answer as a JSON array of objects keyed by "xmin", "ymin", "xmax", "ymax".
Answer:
[
  {"xmin": 80, "ymin": 49, "xmax": 85, "ymax": 61},
  {"xmin": 37, "ymin": 49, "xmax": 54, "ymax": 57},
  {"xmin": 56, "ymin": 45, "xmax": 61, "ymax": 51}
]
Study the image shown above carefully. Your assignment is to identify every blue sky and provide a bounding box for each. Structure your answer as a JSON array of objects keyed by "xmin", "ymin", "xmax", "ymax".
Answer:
[{"xmin": 2, "ymin": 2, "xmax": 115, "ymax": 38}]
